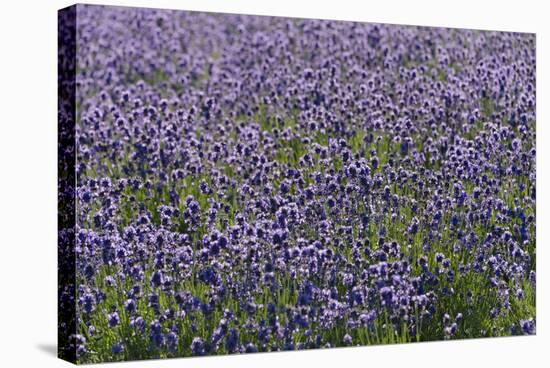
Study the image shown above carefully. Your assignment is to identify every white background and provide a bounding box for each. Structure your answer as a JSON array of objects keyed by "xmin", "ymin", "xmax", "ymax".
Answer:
[{"xmin": 0, "ymin": 0, "xmax": 547, "ymax": 366}]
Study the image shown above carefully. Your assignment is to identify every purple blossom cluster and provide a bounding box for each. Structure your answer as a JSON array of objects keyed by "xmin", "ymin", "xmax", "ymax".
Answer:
[{"xmin": 60, "ymin": 4, "xmax": 535, "ymax": 363}]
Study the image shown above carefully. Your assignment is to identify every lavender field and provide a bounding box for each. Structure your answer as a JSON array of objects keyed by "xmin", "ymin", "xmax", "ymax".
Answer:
[{"xmin": 60, "ymin": 4, "xmax": 536, "ymax": 363}]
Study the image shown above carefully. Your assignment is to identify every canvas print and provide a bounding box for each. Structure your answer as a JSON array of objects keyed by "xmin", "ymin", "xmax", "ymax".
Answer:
[{"xmin": 58, "ymin": 4, "xmax": 536, "ymax": 364}]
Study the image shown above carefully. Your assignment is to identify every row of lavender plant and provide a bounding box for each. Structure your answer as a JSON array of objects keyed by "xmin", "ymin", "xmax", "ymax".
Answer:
[{"xmin": 65, "ymin": 4, "xmax": 535, "ymax": 363}]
